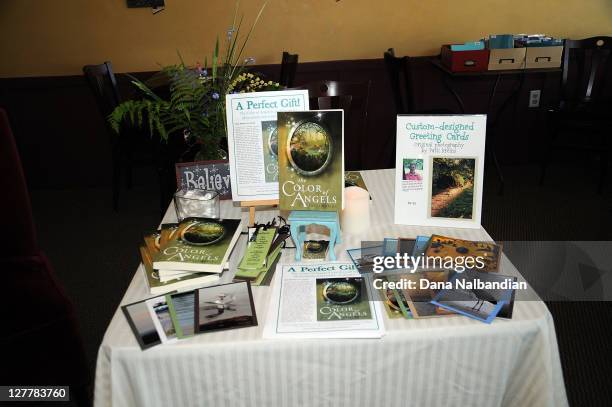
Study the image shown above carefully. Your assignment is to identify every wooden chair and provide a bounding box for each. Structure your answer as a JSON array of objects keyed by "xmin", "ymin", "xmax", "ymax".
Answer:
[
  {"xmin": 83, "ymin": 61, "xmax": 154, "ymax": 210},
  {"xmin": 279, "ymin": 51, "xmax": 299, "ymax": 88},
  {"xmin": 298, "ymin": 80, "xmax": 371, "ymax": 170},
  {"xmin": 383, "ymin": 48, "xmax": 455, "ymax": 167},
  {"xmin": 540, "ymin": 37, "xmax": 612, "ymax": 193}
]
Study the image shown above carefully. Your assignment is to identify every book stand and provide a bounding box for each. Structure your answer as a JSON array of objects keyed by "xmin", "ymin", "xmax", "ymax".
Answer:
[
  {"xmin": 288, "ymin": 210, "xmax": 341, "ymax": 261},
  {"xmin": 240, "ymin": 199, "xmax": 279, "ymax": 227}
]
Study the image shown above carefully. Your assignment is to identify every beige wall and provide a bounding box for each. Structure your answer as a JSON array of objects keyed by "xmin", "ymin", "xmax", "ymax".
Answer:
[{"xmin": 1, "ymin": 0, "xmax": 611, "ymax": 78}]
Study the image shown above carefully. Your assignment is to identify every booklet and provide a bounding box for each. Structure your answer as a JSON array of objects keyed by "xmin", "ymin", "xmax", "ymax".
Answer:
[
  {"xmin": 277, "ymin": 110, "xmax": 344, "ymax": 212},
  {"xmin": 394, "ymin": 115, "xmax": 486, "ymax": 228},
  {"xmin": 263, "ymin": 262, "xmax": 385, "ymax": 339},
  {"xmin": 153, "ymin": 217, "xmax": 242, "ymax": 274},
  {"xmin": 225, "ymin": 90, "xmax": 309, "ymax": 201}
]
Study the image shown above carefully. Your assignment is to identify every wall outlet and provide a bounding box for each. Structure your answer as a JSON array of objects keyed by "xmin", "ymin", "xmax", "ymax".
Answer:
[{"xmin": 529, "ymin": 90, "xmax": 541, "ymax": 108}]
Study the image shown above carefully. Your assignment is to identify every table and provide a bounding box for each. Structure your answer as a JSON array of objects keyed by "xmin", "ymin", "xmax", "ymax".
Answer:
[
  {"xmin": 94, "ymin": 169, "xmax": 568, "ymax": 407},
  {"xmin": 430, "ymin": 58, "xmax": 561, "ymax": 194}
]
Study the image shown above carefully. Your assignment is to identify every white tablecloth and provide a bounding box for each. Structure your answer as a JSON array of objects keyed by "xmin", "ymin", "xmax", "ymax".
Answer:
[{"xmin": 94, "ymin": 169, "xmax": 568, "ymax": 407}]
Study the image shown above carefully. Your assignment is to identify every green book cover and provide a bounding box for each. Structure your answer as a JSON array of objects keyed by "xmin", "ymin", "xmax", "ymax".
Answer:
[
  {"xmin": 139, "ymin": 245, "xmax": 220, "ymax": 295},
  {"xmin": 237, "ymin": 228, "xmax": 277, "ymax": 276},
  {"xmin": 316, "ymin": 277, "xmax": 371, "ymax": 321},
  {"xmin": 277, "ymin": 110, "xmax": 344, "ymax": 211},
  {"xmin": 153, "ymin": 217, "xmax": 242, "ymax": 273}
]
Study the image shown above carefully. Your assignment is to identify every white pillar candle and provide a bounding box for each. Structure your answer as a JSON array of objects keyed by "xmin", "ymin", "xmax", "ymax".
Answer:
[{"xmin": 341, "ymin": 186, "xmax": 370, "ymax": 236}]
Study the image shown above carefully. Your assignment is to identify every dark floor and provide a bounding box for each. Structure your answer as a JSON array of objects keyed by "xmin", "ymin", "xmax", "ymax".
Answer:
[{"xmin": 30, "ymin": 162, "xmax": 612, "ymax": 407}]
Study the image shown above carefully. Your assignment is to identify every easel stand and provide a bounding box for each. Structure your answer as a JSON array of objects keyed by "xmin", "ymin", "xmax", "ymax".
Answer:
[
  {"xmin": 240, "ymin": 200, "xmax": 279, "ymax": 227},
  {"xmin": 289, "ymin": 210, "xmax": 341, "ymax": 261}
]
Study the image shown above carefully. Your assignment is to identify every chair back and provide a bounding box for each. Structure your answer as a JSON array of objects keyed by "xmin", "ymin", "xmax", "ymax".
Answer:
[
  {"xmin": 561, "ymin": 37, "xmax": 612, "ymax": 108},
  {"xmin": 83, "ymin": 61, "xmax": 122, "ymax": 119},
  {"xmin": 384, "ymin": 48, "xmax": 416, "ymax": 114},
  {"xmin": 279, "ymin": 51, "xmax": 299, "ymax": 88},
  {"xmin": 0, "ymin": 108, "xmax": 38, "ymax": 257},
  {"xmin": 298, "ymin": 80, "xmax": 371, "ymax": 170}
]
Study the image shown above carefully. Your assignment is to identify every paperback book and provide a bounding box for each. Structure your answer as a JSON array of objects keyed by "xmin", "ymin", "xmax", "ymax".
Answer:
[
  {"xmin": 153, "ymin": 217, "xmax": 242, "ymax": 274},
  {"xmin": 140, "ymin": 244, "xmax": 221, "ymax": 295},
  {"xmin": 277, "ymin": 110, "xmax": 344, "ymax": 212}
]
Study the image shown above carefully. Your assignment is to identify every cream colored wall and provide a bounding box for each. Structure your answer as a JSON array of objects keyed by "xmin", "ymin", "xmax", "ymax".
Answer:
[{"xmin": 1, "ymin": 0, "xmax": 611, "ymax": 77}]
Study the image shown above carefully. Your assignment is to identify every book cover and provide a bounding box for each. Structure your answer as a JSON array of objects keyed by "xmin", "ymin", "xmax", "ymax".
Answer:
[
  {"xmin": 140, "ymin": 245, "xmax": 220, "ymax": 295},
  {"xmin": 316, "ymin": 277, "xmax": 371, "ymax": 321},
  {"xmin": 159, "ymin": 223, "xmax": 179, "ymax": 247},
  {"xmin": 277, "ymin": 110, "xmax": 344, "ymax": 211},
  {"xmin": 153, "ymin": 217, "xmax": 242, "ymax": 273}
]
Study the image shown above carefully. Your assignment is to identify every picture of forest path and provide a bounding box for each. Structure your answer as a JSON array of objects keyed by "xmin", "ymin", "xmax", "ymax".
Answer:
[
  {"xmin": 431, "ymin": 158, "xmax": 475, "ymax": 219},
  {"xmin": 430, "ymin": 182, "xmax": 473, "ymax": 217}
]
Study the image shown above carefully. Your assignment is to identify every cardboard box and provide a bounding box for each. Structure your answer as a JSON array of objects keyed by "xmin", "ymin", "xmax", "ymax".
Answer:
[
  {"xmin": 441, "ymin": 45, "xmax": 490, "ymax": 73},
  {"xmin": 488, "ymin": 48, "xmax": 526, "ymax": 70},
  {"xmin": 525, "ymin": 45, "xmax": 563, "ymax": 69}
]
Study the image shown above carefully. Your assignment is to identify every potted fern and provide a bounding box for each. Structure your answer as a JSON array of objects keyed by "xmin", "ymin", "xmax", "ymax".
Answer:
[{"xmin": 109, "ymin": 1, "xmax": 280, "ymax": 161}]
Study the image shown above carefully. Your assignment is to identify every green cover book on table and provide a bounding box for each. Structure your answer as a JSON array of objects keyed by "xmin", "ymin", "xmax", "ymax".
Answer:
[
  {"xmin": 277, "ymin": 110, "xmax": 344, "ymax": 212},
  {"xmin": 153, "ymin": 217, "xmax": 242, "ymax": 273}
]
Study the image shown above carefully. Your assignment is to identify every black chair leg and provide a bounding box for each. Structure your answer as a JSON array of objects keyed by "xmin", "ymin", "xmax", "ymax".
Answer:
[{"xmin": 111, "ymin": 144, "xmax": 121, "ymax": 211}]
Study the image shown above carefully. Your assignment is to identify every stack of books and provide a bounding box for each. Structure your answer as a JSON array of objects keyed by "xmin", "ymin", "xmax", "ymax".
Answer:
[{"xmin": 140, "ymin": 217, "xmax": 242, "ymax": 294}]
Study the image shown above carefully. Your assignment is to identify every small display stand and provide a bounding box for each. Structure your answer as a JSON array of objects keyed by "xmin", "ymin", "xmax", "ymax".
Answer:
[
  {"xmin": 240, "ymin": 199, "xmax": 279, "ymax": 227},
  {"xmin": 289, "ymin": 210, "xmax": 341, "ymax": 261}
]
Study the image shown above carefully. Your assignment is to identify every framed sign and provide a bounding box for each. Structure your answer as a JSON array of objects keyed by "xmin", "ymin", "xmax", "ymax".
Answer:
[
  {"xmin": 225, "ymin": 90, "xmax": 309, "ymax": 202},
  {"xmin": 394, "ymin": 115, "xmax": 487, "ymax": 229},
  {"xmin": 175, "ymin": 160, "xmax": 231, "ymax": 200}
]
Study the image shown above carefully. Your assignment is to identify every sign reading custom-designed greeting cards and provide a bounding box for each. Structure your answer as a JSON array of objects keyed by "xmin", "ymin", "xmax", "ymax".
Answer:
[
  {"xmin": 278, "ymin": 110, "xmax": 344, "ymax": 212},
  {"xmin": 394, "ymin": 115, "xmax": 486, "ymax": 229},
  {"xmin": 226, "ymin": 90, "xmax": 309, "ymax": 202}
]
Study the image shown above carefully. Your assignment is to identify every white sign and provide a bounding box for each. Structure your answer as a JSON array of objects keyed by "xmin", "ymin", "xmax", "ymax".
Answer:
[
  {"xmin": 263, "ymin": 262, "xmax": 385, "ymax": 339},
  {"xmin": 226, "ymin": 90, "xmax": 309, "ymax": 201},
  {"xmin": 394, "ymin": 115, "xmax": 487, "ymax": 229}
]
